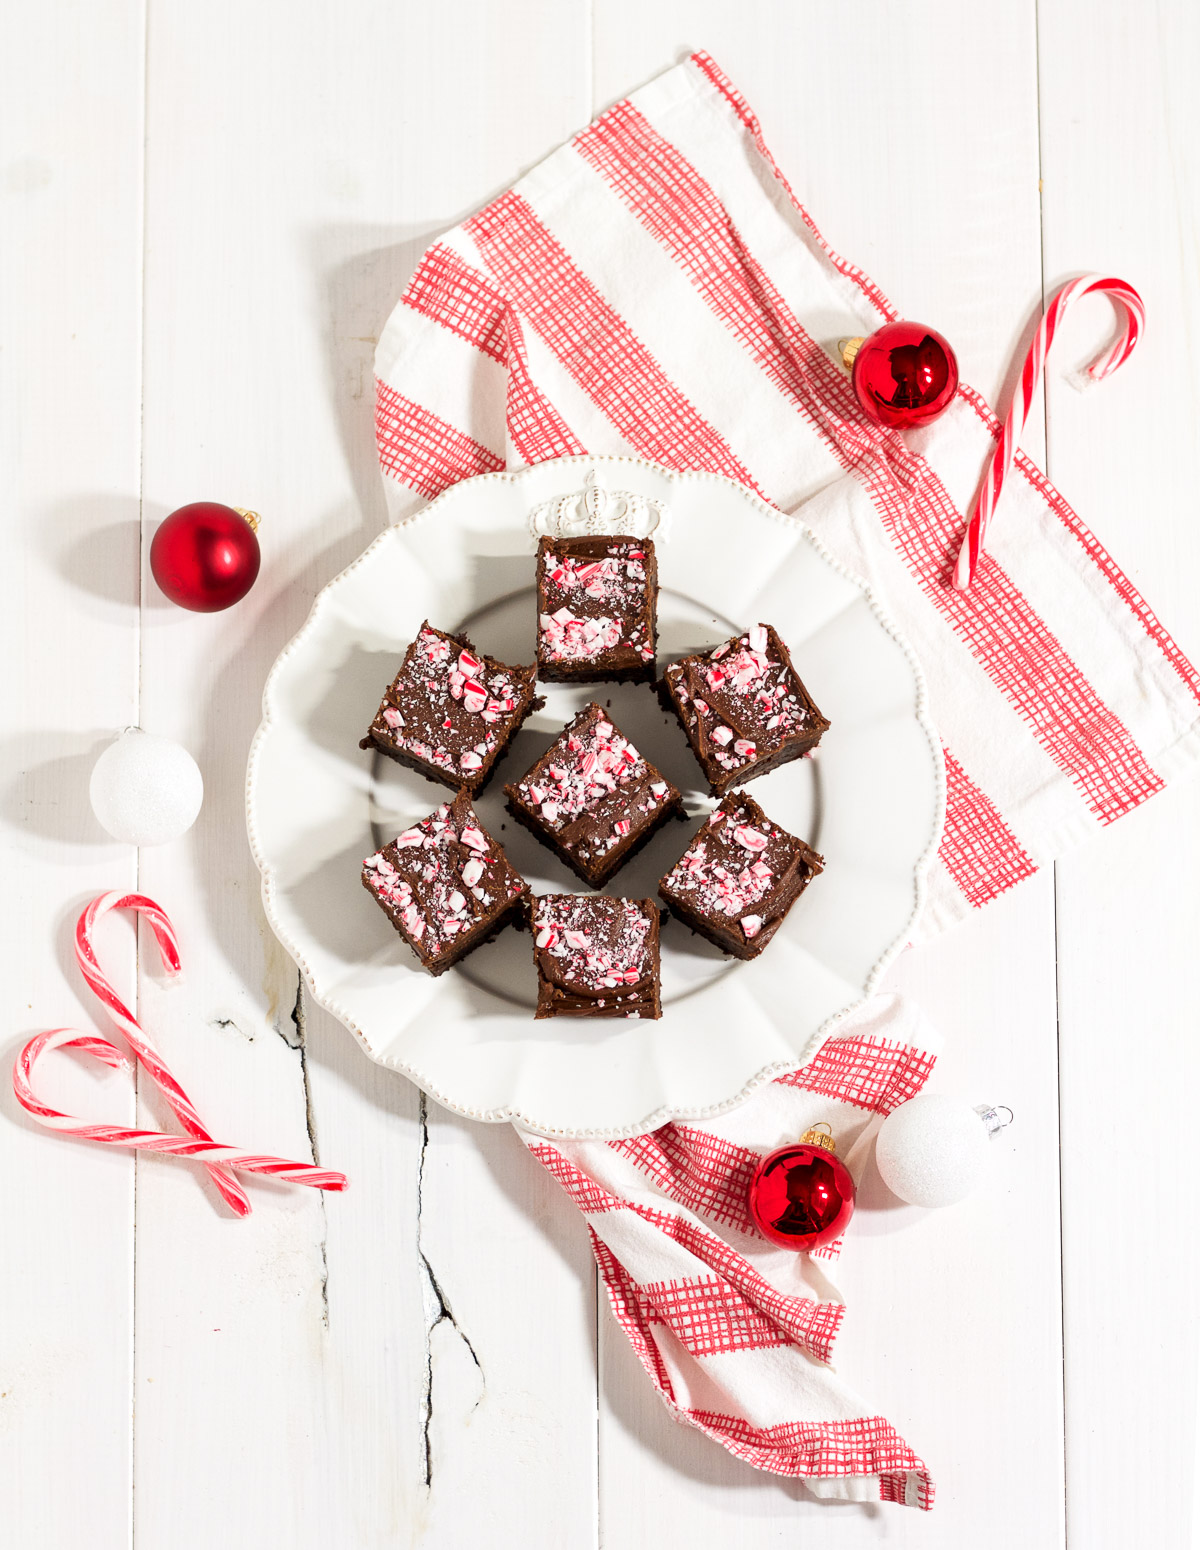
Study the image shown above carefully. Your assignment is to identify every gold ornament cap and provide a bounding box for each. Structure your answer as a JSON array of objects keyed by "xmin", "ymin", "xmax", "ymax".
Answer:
[
  {"xmin": 838, "ymin": 337, "xmax": 865, "ymax": 372},
  {"xmin": 233, "ymin": 507, "xmax": 261, "ymax": 533},
  {"xmin": 799, "ymin": 1121, "xmax": 838, "ymax": 1155}
]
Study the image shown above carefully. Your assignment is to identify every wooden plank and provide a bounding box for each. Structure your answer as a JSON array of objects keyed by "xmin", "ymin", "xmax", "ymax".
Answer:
[
  {"xmin": 1037, "ymin": 5, "xmax": 1200, "ymax": 1547},
  {"xmin": 131, "ymin": 1, "xmax": 598, "ymax": 1544},
  {"xmin": 0, "ymin": 3, "xmax": 144, "ymax": 1546},
  {"xmin": 417, "ymin": 1109, "xmax": 598, "ymax": 1545},
  {"xmin": 591, "ymin": 6, "xmax": 1067, "ymax": 1542}
]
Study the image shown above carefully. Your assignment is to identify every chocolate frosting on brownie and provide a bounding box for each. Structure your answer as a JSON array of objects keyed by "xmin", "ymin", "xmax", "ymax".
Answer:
[
  {"xmin": 662, "ymin": 624, "xmax": 829, "ymax": 795},
  {"xmin": 360, "ymin": 621, "xmax": 542, "ymax": 794},
  {"xmin": 537, "ymin": 535, "xmax": 657, "ymax": 682},
  {"xmin": 531, "ymin": 894, "xmax": 662, "ymax": 1019},
  {"xmin": 659, "ymin": 791, "xmax": 823, "ymax": 960},
  {"xmin": 362, "ymin": 790, "xmax": 529, "ymax": 974},
  {"xmin": 505, "ymin": 702, "xmax": 683, "ymax": 888}
]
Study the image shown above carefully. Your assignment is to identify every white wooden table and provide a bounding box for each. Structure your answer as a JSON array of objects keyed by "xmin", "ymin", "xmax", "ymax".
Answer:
[{"xmin": 5, "ymin": 5, "xmax": 1199, "ymax": 1545}]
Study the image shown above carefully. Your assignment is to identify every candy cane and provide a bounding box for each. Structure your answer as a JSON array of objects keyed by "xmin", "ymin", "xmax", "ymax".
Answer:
[
  {"xmin": 952, "ymin": 274, "xmax": 1144, "ymax": 591},
  {"xmin": 75, "ymin": 892, "xmax": 250, "ymax": 1214},
  {"xmin": 13, "ymin": 893, "xmax": 347, "ymax": 1208}
]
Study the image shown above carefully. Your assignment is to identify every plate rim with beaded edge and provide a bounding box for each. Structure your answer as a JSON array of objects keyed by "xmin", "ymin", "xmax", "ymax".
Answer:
[{"xmin": 246, "ymin": 455, "xmax": 945, "ymax": 1140}]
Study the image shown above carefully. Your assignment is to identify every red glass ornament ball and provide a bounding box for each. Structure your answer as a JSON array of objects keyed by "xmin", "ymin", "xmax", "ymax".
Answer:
[
  {"xmin": 748, "ymin": 1141, "xmax": 856, "ymax": 1251},
  {"xmin": 150, "ymin": 502, "xmax": 261, "ymax": 612},
  {"xmin": 851, "ymin": 321, "xmax": 959, "ymax": 430}
]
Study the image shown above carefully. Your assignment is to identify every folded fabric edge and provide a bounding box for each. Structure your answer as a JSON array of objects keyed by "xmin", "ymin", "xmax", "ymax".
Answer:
[
  {"xmin": 519, "ymin": 998, "xmax": 940, "ymax": 1508},
  {"xmin": 911, "ymin": 710, "xmax": 1200, "ymax": 943},
  {"xmin": 593, "ymin": 1217, "xmax": 934, "ymax": 1509}
]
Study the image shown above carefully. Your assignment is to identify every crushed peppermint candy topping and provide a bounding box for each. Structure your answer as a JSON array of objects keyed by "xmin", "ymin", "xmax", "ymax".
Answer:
[
  {"xmin": 662, "ymin": 796, "xmax": 808, "ymax": 924},
  {"xmin": 732, "ymin": 825, "xmax": 770, "ymax": 853},
  {"xmin": 532, "ymin": 895, "xmax": 655, "ymax": 995},
  {"xmin": 362, "ymin": 797, "xmax": 525, "ymax": 959},
  {"xmin": 538, "ymin": 538, "xmax": 655, "ymax": 665},
  {"xmin": 369, "ymin": 624, "xmax": 533, "ymax": 781},
  {"xmin": 665, "ymin": 625, "xmax": 817, "ymax": 774},
  {"xmin": 508, "ymin": 704, "xmax": 672, "ymax": 864}
]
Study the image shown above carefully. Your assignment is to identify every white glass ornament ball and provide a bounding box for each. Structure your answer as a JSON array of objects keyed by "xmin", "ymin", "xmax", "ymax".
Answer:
[
  {"xmin": 875, "ymin": 1093, "xmax": 992, "ymax": 1208},
  {"xmin": 89, "ymin": 729, "xmax": 204, "ymax": 846}
]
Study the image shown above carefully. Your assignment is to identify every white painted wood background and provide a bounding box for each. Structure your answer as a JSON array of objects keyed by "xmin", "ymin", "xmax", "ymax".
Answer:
[{"xmin": 4, "ymin": 4, "xmax": 1199, "ymax": 1545}]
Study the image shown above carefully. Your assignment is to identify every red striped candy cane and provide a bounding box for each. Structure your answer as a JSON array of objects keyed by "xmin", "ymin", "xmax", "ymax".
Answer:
[
  {"xmin": 952, "ymin": 274, "xmax": 1145, "ymax": 591},
  {"xmin": 76, "ymin": 892, "xmax": 250, "ymax": 1214},
  {"xmin": 14, "ymin": 893, "xmax": 347, "ymax": 1209},
  {"xmin": 13, "ymin": 1031, "xmax": 349, "ymax": 1188}
]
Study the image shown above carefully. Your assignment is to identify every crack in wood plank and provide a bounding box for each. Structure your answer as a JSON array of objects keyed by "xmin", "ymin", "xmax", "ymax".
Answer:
[
  {"xmin": 416, "ymin": 1091, "xmax": 484, "ymax": 1489},
  {"xmin": 210, "ymin": 1017, "xmax": 253, "ymax": 1041},
  {"xmin": 290, "ymin": 976, "xmax": 330, "ymax": 1330}
]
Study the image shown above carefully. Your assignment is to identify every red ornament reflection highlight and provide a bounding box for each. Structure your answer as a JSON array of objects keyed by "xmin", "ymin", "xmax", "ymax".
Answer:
[
  {"xmin": 150, "ymin": 502, "xmax": 261, "ymax": 613},
  {"xmin": 850, "ymin": 321, "xmax": 959, "ymax": 430},
  {"xmin": 747, "ymin": 1141, "xmax": 856, "ymax": 1251}
]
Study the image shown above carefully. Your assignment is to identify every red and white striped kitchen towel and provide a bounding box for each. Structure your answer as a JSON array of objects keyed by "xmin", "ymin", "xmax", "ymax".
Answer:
[
  {"xmin": 371, "ymin": 51, "xmax": 1200, "ymax": 1507},
  {"xmin": 522, "ymin": 993, "xmax": 939, "ymax": 1510}
]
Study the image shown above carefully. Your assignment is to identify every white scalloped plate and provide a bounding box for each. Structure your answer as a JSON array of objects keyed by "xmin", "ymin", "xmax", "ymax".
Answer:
[{"xmin": 247, "ymin": 456, "xmax": 943, "ymax": 1138}]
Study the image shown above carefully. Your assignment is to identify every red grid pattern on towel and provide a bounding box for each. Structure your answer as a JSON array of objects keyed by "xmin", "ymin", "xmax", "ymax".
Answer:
[
  {"xmin": 623, "ymin": 1201, "xmax": 843, "ymax": 1363},
  {"xmin": 527, "ymin": 1142, "xmax": 624, "ymax": 1215},
  {"xmin": 609, "ymin": 1123, "xmax": 759, "ymax": 1231},
  {"xmin": 940, "ymin": 749, "xmax": 1038, "ymax": 907},
  {"xmin": 464, "ymin": 192, "xmax": 767, "ymax": 499},
  {"xmin": 687, "ymin": 53, "xmax": 898, "ymax": 323},
  {"xmin": 688, "ymin": 1409, "xmax": 931, "ymax": 1496},
  {"xmin": 591, "ymin": 1212, "xmax": 930, "ymax": 1501},
  {"xmin": 374, "ymin": 380, "xmax": 502, "ymax": 499},
  {"xmin": 503, "ymin": 312, "xmax": 586, "ymax": 463},
  {"xmin": 576, "ymin": 96, "xmax": 1164, "ymax": 829},
  {"xmin": 775, "ymin": 1035, "xmax": 936, "ymax": 1115},
  {"xmin": 877, "ymin": 462, "xmax": 1167, "ymax": 826},
  {"xmin": 401, "ymin": 244, "xmax": 508, "ymax": 362},
  {"xmin": 589, "ymin": 1227, "xmax": 676, "ymax": 1401},
  {"xmin": 958, "ymin": 382, "xmax": 1200, "ymax": 709},
  {"xmin": 398, "ymin": 242, "xmax": 584, "ymax": 465},
  {"xmin": 577, "ymin": 99, "xmax": 877, "ymax": 425},
  {"xmin": 880, "ymin": 1469, "xmax": 935, "ymax": 1510},
  {"xmin": 641, "ymin": 1274, "xmax": 841, "ymax": 1360},
  {"xmin": 789, "ymin": 325, "xmax": 1166, "ymax": 830}
]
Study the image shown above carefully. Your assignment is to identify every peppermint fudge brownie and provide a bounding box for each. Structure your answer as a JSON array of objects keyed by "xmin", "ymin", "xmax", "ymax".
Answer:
[
  {"xmin": 505, "ymin": 702, "xmax": 683, "ymax": 888},
  {"xmin": 536, "ymin": 535, "xmax": 657, "ymax": 683},
  {"xmin": 360, "ymin": 622, "xmax": 542, "ymax": 795},
  {"xmin": 660, "ymin": 624, "xmax": 829, "ymax": 796},
  {"xmin": 659, "ymin": 791, "xmax": 823, "ymax": 960},
  {"xmin": 530, "ymin": 894, "xmax": 662, "ymax": 1019},
  {"xmin": 362, "ymin": 790, "xmax": 529, "ymax": 975}
]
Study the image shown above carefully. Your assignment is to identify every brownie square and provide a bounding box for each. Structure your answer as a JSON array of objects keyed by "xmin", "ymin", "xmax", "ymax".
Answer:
[
  {"xmin": 536, "ymin": 535, "xmax": 657, "ymax": 683},
  {"xmin": 659, "ymin": 791, "xmax": 823, "ymax": 960},
  {"xmin": 530, "ymin": 894, "xmax": 662, "ymax": 1019},
  {"xmin": 660, "ymin": 624, "xmax": 829, "ymax": 796},
  {"xmin": 505, "ymin": 701, "xmax": 684, "ymax": 888},
  {"xmin": 362, "ymin": 790, "xmax": 530, "ymax": 975},
  {"xmin": 360, "ymin": 621, "xmax": 543, "ymax": 795}
]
